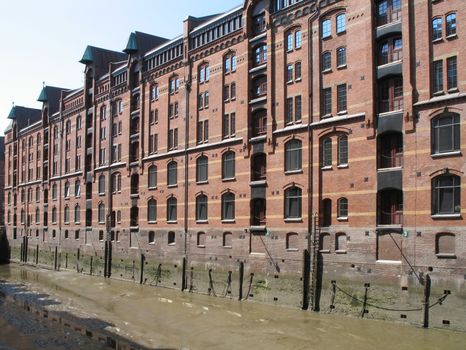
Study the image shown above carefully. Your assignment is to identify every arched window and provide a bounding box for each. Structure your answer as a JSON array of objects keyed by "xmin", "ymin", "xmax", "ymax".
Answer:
[
  {"xmin": 336, "ymin": 13, "xmax": 346, "ymax": 33},
  {"xmin": 446, "ymin": 13, "xmax": 457, "ymax": 37},
  {"xmin": 76, "ymin": 115, "xmax": 82, "ymax": 130},
  {"xmin": 224, "ymin": 53, "xmax": 237, "ymax": 74},
  {"xmin": 149, "ymin": 231, "xmax": 155, "ymax": 244},
  {"xmin": 322, "ymin": 18, "xmax": 331, "ymax": 38},
  {"xmin": 432, "ymin": 174, "xmax": 461, "ymax": 215},
  {"xmin": 337, "ymin": 198, "xmax": 348, "ymax": 219},
  {"xmin": 335, "ymin": 232, "xmax": 347, "ymax": 252},
  {"xmin": 168, "ymin": 231, "xmax": 176, "ymax": 245},
  {"xmin": 252, "ymin": 75, "xmax": 267, "ymax": 97},
  {"xmin": 432, "ymin": 17, "xmax": 443, "ymax": 41},
  {"xmin": 321, "ymin": 198, "xmax": 332, "ymax": 227},
  {"xmin": 285, "ymin": 187, "xmax": 302, "ymax": 219},
  {"xmin": 197, "ymin": 232, "xmax": 206, "ymax": 247},
  {"xmin": 75, "ymin": 180, "xmax": 81, "ymax": 197},
  {"xmin": 222, "ymin": 151, "xmax": 235, "ymax": 180},
  {"xmin": 223, "ymin": 232, "xmax": 232, "ymax": 247},
  {"xmin": 35, "ymin": 208, "xmax": 40, "ymax": 223},
  {"xmin": 254, "ymin": 44, "xmax": 267, "ymax": 66},
  {"xmin": 52, "ymin": 207, "xmax": 57, "ymax": 223},
  {"xmin": 321, "ymin": 137, "xmax": 332, "ymax": 167},
  {"xmin": 196, "ymin": 195, "xmax": 208, "ymax": 221},
  {"xmin": 167, "ymin": 197, "xmax": 177, "ymax": 222},
  {"xmin": 198, "ymin": 63, "xmax": 210, "ymax": 83},
  {"xmin": 52, "ymin": 183, "xmax": 57, "ymax": 200},
  {"xmin": 432, "ymin": 113, "xmax": 460, "ymax": 155},
  {"xmin": 21, "ymin": 189, "xmax": 25, "ymax": 203},
  {"xmin": 112, "ymin": 172, "xmax": 121, "ymax": 193},
  {"xmin": 148, "ymin": 165, "xmax": 157, "ymax": 189},
  {"xmin": 322, "ymin": 51, "xmax": 331, "ymax": 71},
  {"xmin": 64, "ymin": 206, "xmax": 70, "ymax": 223},
  {"xmin": 221, "ymin": 192, "xmax": 235, "ymax": 221},
  {"xmin": 20, "ymin": 209, "xmax": 25, "ymax": 224},
  {"xmin": 74, "ymin": 205, "xmax": 80, "ymax": 223},
  {"xmin": 436, "ymin": 233, "xmax": 456, "ymax": 257},
  {"xmin": 285, "ymin": 139, "xmax": 302, "ymax": 172},
  {"xmin": 286, "ymin": 232, "xmax": 299, "ymax": 250},
  {"xmin": 337, "ymin": 47, "xmax": 346, "ymax": 67},
  {"xmin": 98, "ymin": 175, "xmax": 105, "ymax": 194},
  {"xmin": 338, "ymin": 135, "xmax": 348, "ymax": 166},
  {"xmin": 196, "ymin": 156, "xmax": 208, "ymax": 183},
  {"xmin": 98, "ymin": 203, "xmax": 105, "ymax": 223},
  {"xmin": 167, "ymin": 161, "xmax": 177, "ymax": 186},
  {"xmin": 147, "ymin": 198, "xmax": 157, "ymax": 223}
]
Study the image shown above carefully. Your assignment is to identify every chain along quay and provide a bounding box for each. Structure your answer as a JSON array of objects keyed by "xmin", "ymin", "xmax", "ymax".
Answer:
[{"xmin": 0, "ymin": 263, "xmax": 465, "ymax": 350}]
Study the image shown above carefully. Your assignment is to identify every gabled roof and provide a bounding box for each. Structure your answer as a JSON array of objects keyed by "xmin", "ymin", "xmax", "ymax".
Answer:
[
  {"xmin": 6, "ymin": 105, "xmax": 42, "ymax": 132},
  {"xmin": 124, "ymin": 31, "xmax": 168, "ymax": 55},
  {"xmin": 80, "ymin": 45, "xmax": 128, "ymax": 79},
  {"xmin": 37, "ymin": 85, "xmax": 68, "ymax": 116}
]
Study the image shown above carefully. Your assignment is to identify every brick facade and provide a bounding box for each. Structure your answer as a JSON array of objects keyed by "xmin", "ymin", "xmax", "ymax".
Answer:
[{"xmin": 3, "ymin": 0, "xmax": 466, "ymax": 282}]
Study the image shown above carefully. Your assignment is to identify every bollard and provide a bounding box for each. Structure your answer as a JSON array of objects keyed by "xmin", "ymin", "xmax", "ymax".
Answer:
[
  {"xmin": 104, "ymin": 242, "xmax": 108, "ymax": 278},
  {"xmin": 54, "ymin": 246, "xmax": 58, "ymax": 271},
  {"xmin": 140, "ymin": 254, "xmax": 145, "ymax": 285},
  {"xmin": 65, "ymin": 253, "xmax": 68, "ymax": 269},
  {"xmin": 107, "ymin": 241, "xmax": 112, "ymax": 278},
  {"xmin": 361, "ymin": 283, "xmax": 370, "ymax": 318},
  {"xmin": 239, "ymin": 261, "xmax": 244, "ymax": 301},
  {"xmin": 132, "ymin": 260, "xmax": 135, "ymax": 280},
  {"xmin": 302, "ymin": 249, "xmax": 310, "ymax": 310},
  {"xmin": 90, "ymin": 256, "xmax": 93, "ymax": 276},
  {"xmin": 35, "ymin": 245, "xmax": 39, "ymax": 265},
  {"xmin": 20, "ymin": 242, "xmax": 23, "ymax": 263},
  {"xmin": 189, "ymin": 267, "xmax": 194, "ymax": 292},
  {"xmin": 423, "ymin": 274, "xmax": 431, "ymax": 328},
  {"xmin": 181, "ymin": 257, "xmax": 187, "ymax": 291},
  {"xmin": 76, "ymin": 248, "xmax": 81, "ymax": 273}
]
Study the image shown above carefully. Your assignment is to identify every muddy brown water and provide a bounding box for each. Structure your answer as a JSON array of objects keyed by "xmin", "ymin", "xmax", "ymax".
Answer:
[{"xmin": 0, "ymin": 264, "xmax": 465, "ymax": 350}]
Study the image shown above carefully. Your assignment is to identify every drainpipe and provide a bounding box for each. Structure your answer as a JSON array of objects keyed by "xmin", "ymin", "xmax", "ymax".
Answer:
[{"xmin": 183, "ymin": 59, "xmax": 192, "ymax": 262}]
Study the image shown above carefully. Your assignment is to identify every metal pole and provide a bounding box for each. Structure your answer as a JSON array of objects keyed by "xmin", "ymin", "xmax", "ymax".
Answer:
[
  {"xmin": 238, "ymin": 261, "xmax": 244, "ymax": 301},
  {"xmin": 423, "ymin": 274, "xmax": 431, "ymax": 328}
]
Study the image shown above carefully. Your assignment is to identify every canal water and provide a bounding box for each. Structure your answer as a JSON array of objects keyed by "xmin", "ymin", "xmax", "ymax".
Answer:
[{"xmin": 0, "ymin": 264, "xmax": 465, "ymax": 350}]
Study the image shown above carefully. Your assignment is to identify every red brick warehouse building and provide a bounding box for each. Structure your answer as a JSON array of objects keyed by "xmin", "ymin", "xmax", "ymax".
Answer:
[{"xmin": 3, "ymin": 0, "xmax": 466, "ymax": 283}]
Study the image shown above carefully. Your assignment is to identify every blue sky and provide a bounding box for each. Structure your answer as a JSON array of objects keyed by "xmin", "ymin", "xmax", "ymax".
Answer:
[{"xmin": 0, "ymin": 0, "xmax": 241, "ymax": 135}]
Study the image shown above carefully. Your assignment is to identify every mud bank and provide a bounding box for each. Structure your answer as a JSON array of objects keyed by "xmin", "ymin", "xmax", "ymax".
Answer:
[{"xmin": 1, "ymin": 264, "xmax": 466, "ymax": 350}]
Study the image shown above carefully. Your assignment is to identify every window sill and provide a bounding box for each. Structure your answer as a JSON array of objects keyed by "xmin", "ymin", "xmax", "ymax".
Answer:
[
  {"xmin": 148, "ymin": 186, "xmax": 158, "ymax": 190},
  {"xmin": 149, "ymin": 242, "xmax": 155, "ymax": 245},
  {"xmin": 337, "ymin": 64, "xmax": 347, "ymax": 70},
  {"xmin": 322, "ymin": 68, "xmax": 332, "ymax": 74},
  {"xmin": 196, "ymin": 181, "xmax": 208, "ymax": 185},
  {"xmin": 286, "ymin": 80, "xmax": 294, "ymax": 85},
  {"xmin": 321, "ymin": 166, "xmax": 333, "ymax": 171},
  {"xmin": 197, "ymin": 245, "xmax": 205, "ymax": 248},
  {"xmin": 320, "ymin": 249, "xmax": 330, "ymax": 254},
  {"xmin": 448, "ymin": 87, "xmax": 459, "ymax": 93},
  {"xmin": 322, "ymin": 35, "xmax": 332, "ymax": 41},
  {"xmin": 167, "ymin": 221, "xmax": 178, "ymax": 224},
  {"xmin": 335, "ymin": 250, "xmax": 347, "ymax": 254},
  {"xmin": 337, "ymin": 110, "xmax": 347, "ymax": 116},
  {"xmin": 148, "ymin": 221, "xmax": 157, "ymax": 224},
  {"xmin": 436, "ymin": 253, "xmax": 456, "ymax": 259},
  {"xmin": 222, "ymin": 177, "xmax": 236, "ymax": 182},
  {"xmin": 431, "ymin": 214, "xmax": 461, "ymax": 220},
  {"xmin": 337, "ymin": 164, "xmax": 349, "ymax": 169},
  {"xmin": 337, "ymin": 216, "xmax": 348, "ymax": 222},
  {"xmin": 295, "ymin": 78, "xmax": 302, "ymax": 82},
  {"xmin": 285, "ymin": 218, "xmax": 302, "ymax": 223},
  {"xmin": 168, "ymin": 243, "xmax": 176, "ymax": 246},
  {"xmin": 337, "ymin": 30, "xmax": 346, "ymax": 36},
  {"xmin": 167, "ymin": 184, "xmax": 178, "ymax": 188},
  {"xmin": 222, "ymin": 220, "xmax": 235, "ymax": 224},
  {"xmin": 223, "ymin": 246, "xmax": 232, "ymax": 249},
  {"xmin": 432, "ymin": 38, "xmax": 443, "ymax": 44},
  {"xmin": 196, "ymin": 220, "xmax": 208, "ymax": 224},
  {"xmin": 321, "ymin": 113, "xmax": 333, "ymax": 119},
  {"xmin": 285, "ymin": 169, "xmax": 303, "ymax": 175},
  {"xmin": 432, "ymin": 91, "xmax": 445, "ymax": 97},
  {"xmin": 287, "ymin": 248, "xmax": 299, "ymax": 252},
  {"xmin": 431, "ymin": 151, "xmax": 461, "ymax": 158},
  {"xmin": 446, "ymin": 33, "xmax": 457, "ymax": 40},
  {"xmin": 376, "ymin": 260, "xmax": 402, "ymax": 265}
]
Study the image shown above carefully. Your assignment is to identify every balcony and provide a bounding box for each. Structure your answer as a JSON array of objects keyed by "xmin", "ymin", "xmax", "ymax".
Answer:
[
  {"xmin": 378, "ymin": 132, "xmax": 403, "ymax": 170},
  {"xmin": 251, "ymin": 153, "xmax": 266, "ymax": 185},
  {"xmin": 377, "ymin": 189, "xmax": 403, "ymax": 226}
]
